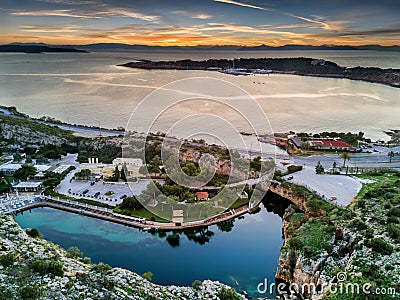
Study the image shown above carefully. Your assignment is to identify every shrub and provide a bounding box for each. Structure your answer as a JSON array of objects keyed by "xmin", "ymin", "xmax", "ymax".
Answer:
[
  {"xmin": 26, "ymin": 228, "xmax": 40, "ymax": 238},
  {"xmin": 287, "ymin": 237, "xmax": 303, "ymax": 250},
  {"xmin": 367, "ymin": 238, "xmax": 394, "ymax": 255},
  {"xmin": 0, "ymin": 253, "xmax": 15, "ymax": 267},
  {"xmin": 357, "ymin": 199, "xmax": 366, "ymax": 208},
  {"xmin": 19, "ymin": 285, "xmax": 40, "ymax": 300},
  {"xmin": 67, "ymin": 246, "xmax": 83, "ymax": 258},
  {"xmin": 30, "ymin": 259, "xmax": 63, "ymax": 277},
  {"xmin": 91, "ymin": 262, "xmax": 112, "ymax": 273},
  {"xmin": 349, "ymin": 219, "xmax": 368, "ymax": 230},
  {"xmin": 287, "ymin": 165, "xmax": 303, "ymax": 174},
  {"xmin": 306, "ymin": 199, "xmax": 323, "ymax": 212},
  {"xmin": 192, "ymin": 280, "xmax": 202, "ymax": 290},
  {"xmin": 217, "ymin": 286, "xmax": 241, "ymax": 300},
  {"xmin": 82, "ymin": 257, "xmax": 92, "ymax": 264},
  {"xmin": 141, "ymin": 271, "xmax": 153, "ymax": 281},
  {"xmin": 387, "ymin": 216, "xmax": 399, "ymax": 224},
  {"xmin": 387, "ymin": 223, "xmax": 400, "ymax": 242},
  {"xmin": 387, "ymin": 206, "xmax": 400, "ymax": 218}
]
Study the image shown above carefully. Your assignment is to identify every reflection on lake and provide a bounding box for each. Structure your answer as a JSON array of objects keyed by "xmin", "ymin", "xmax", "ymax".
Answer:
[{"xmin": 16, "ymin": 196, "xmax": 290, "ymax": 297}]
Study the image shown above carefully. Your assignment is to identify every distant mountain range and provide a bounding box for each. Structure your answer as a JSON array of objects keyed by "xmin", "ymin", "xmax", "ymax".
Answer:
[
  {"xmin": 0, "ymin": 44, "xmax": 88, "ymax": 53},
  {"xmin": 2, "ymin": 43, "xmax": 399, "ymax": 52}
]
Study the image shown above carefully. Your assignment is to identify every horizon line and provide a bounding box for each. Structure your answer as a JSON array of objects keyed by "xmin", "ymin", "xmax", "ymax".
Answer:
[{"xmin": 3, "ymin": 42, "xmax": 400, "ymax": 47}]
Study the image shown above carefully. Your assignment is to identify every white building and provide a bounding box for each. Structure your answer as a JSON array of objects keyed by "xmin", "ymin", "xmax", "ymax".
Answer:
[
  {"xmin": 112, "ymin": 158, "xmax": 143, "ymax": 168},
  {"xmin": 0, "ymin": 163, "xmax": 22, "ymax": 175},
  {"xmin": 13, "ymin": 181, "xmax": 43, "ymax": 192}
]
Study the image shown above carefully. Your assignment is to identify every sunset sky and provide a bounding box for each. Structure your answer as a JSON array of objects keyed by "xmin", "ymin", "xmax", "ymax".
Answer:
[{"xmin": 0, "ymin": 0, "xmax": 399, "ymax": 46}]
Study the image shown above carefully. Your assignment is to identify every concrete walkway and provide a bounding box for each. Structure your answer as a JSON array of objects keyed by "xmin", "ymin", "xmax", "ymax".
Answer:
[{"xmin": 282, "ymin": 166, "xmax": 362, "ymax": 207}]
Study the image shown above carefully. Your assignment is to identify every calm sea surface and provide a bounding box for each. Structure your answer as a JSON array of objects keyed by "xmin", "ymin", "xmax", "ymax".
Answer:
[
  {"xmin": 16, "ymin": 203, "xmax": 283, "ymax": 297},
  {"xmin": 0, "ymin": 50, "xmax": 399, "ymax": 141}
]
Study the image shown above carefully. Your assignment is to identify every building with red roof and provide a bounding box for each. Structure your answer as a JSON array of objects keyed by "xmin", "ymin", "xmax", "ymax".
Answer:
[
  {"xmin": 309, "ymin": 139, "xmax": 354, "ymax": 151},
  {"xmin": 196, "ymin": 191, "xmax": 209, "ymax": 201}
]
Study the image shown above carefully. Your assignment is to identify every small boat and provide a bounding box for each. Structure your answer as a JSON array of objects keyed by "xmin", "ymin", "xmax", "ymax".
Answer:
[{"xmin": 239, "ymin": 131, "xmax": 253, "ymax": 136}]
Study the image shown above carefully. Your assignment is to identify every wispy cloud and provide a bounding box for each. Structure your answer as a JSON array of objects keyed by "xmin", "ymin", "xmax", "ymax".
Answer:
[
  {"xmin": 35, "ymin": 0, "xmax": 102, "ymax": 5},
  {"xmin": 214, "ymin": 0, "xmax": 348, "ymax": 31},
  {"xmin": 12, "ymin": 9, "xmax": 106, "ymax": 19},
  {"xmin": 173, "ymin": 10, "xmax": 214, "ymax": 19},
  {"xmin": 19, "ymin": 25, "xmax": 83, "ymax": 33},
  {"xmin": 11, "ymin": 7, "xmax": 161, "ymax": 22},
  {"xmin": 107, "ymin": 8, "xmax": 160, "ymax": 22}
]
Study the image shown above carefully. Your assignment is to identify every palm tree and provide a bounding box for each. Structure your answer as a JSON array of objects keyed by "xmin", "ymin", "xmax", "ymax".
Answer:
[
  {"xmin": 340, "ymin": 153, "xmax": 350, "ymax": 167},
  {"xmin": 388, "ymin": 151, "xmax": 395, "ymax": 163}
]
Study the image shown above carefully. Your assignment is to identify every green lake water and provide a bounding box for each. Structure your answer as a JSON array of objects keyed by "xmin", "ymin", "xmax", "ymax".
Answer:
[{"xmin": 16, "ymin": 200, "xmax": 286, "ymax": 297}]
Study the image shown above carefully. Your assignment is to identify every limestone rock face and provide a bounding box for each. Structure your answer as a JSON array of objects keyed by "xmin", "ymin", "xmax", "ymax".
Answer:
[{"xmin": 0, "ymin": 215, "xmax": 244, "ymax": 300}]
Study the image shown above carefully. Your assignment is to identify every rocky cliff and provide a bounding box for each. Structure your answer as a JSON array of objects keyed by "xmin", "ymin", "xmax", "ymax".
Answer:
[{"xmin": 0, "ymin": 214, "xmax": 244, "ymax": 300}]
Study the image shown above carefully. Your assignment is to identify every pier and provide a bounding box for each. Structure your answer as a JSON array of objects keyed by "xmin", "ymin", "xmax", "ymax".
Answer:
[{"xmin": 4, "ymin": 195, "xmax": 250, "ymax": 231}]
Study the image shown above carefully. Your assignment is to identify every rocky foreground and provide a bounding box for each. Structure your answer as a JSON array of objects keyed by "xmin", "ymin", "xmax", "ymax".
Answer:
[{"xmin": 0, "ymin": 215, "xmax": 243, "ymax": 300}]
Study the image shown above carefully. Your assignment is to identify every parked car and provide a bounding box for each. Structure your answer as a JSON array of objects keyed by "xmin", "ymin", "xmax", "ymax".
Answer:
[
  {"xmin": 82, "ymin": 189, "xmax": 89, "ymax": 194},
  {"xmin": 120, "ymin": 194, "xmax": 127, "ymax": 199},
  {"xmin": 94, "ymin": 192, "xmax": 100, "ymax": 197},
  {"xmin": 287, "ymin": 176, "xmax": 294, "ymax": 180}
]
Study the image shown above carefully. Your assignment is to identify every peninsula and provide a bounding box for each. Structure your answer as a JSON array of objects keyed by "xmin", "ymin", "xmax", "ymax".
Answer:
[{"xmin": 120, "ymin": 57, "xmax": 400, "ymax": 88}]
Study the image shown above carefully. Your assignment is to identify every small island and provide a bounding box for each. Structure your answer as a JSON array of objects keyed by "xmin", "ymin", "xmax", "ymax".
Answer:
[{"xmin": 120, "ymin": 57, "xmax": 400, "ymax": 88}]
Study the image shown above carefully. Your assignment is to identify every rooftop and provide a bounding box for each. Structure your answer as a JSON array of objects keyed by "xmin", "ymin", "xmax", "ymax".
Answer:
[{"xmin": 14, "ymin": 181, "xmax": 43, "ymax": 188}]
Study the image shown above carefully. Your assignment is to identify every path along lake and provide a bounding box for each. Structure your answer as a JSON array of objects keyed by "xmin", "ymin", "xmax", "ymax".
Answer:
[{"xmin": 16, "ymin": 200, "xmax": 285, "ymax": 298}]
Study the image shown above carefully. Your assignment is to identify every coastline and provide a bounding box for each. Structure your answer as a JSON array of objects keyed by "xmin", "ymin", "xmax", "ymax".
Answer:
[{"xmin": 119, "ymin": 57, "xmax": 400, "ymax": 89}]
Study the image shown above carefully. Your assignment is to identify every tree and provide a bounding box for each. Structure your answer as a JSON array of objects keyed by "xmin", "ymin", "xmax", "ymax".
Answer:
[
  {"xmin": 25, "ymin": 156, "xmax": 33, "ymax": 164},
  {"xmin": 121, "ymin": 165, "xmax": 127, "ymax": 182},
  {"xmin": 67, "ymin": 246, "xmax": 83, "ymax": 258},
  {"xmin": 340, "ymin": 153, "xmax": 350, "ymax": 167},
  {"xmin": 250, "ymin": 156, "xmax": 262, "ymax": 172},
  {"xmin": 112, "ymin": 165, "xmax": 120, "ymax": 181},
  {"xmin": 43, "ymin": 177, "xmax": 61, "ymax": 189},
  {"xmin": 315, "ymin": 161, "xmax": 324, "ymax": 174},
  {"xmin": 139, "ymin": 165, "xmax": 148, "ymax": 176},
  {"xmin": 181, "ymin": 161, "xmax": 198, "ymax": 176},
  {"xmin": 14, "ymin": 164, "xmax": 37, "ymax": 180},
  {"xmin": 13, "ymin": 152, "xmax": 22, "ymax": 162},
  {"xmin": 388, "ymin": 151, "xmax": 395, "ymax": 163},
  {"xmin": 119, "ymin": 196, "xmax": 143, "ymax": 211},
  {"xmin": 35, "ymin": 154, "xmax": 48, "ymax": 164},
  {"xmin": 148, "ymin": 155, "xmax": 162, "ymax": 175},
  {"xmin": 74, "ymin": 169, "xmax": 90, "ymax": 180},
  {"xmin": 332, "ymin": 161, "xmax": 337, "ymax": 172}
]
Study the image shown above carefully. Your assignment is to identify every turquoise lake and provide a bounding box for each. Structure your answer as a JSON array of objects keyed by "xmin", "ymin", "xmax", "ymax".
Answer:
[{"xmin": 15, "ymin": 200, "xmax": 286, "ymax": 297}]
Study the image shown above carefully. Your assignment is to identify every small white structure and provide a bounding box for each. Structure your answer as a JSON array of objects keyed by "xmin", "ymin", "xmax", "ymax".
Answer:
[
  {"xmin": 34, "ymin": 165, "xmax": 51, "ymax": 172},
  {"xmin": 0, "ymin": 163, "xmax": 22, "ymax": 175},
  {"xmin": 13, "ymin": 181, "xmax": 43, "ymax": 192},
  {"xmin": 52, "ymin": 165, "xmax": 72, "ymax": 174},
  {"xmin": 113, "ymin": 158, "xmax": 143, "ymax": 178},
  {"xmin": 112, "ymin": 158, "xmax": 143, "ymax": 168}
]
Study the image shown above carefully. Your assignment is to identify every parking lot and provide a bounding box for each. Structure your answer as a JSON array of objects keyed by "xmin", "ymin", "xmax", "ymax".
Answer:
[{"xmin": 56, "ymin": 171, "xmax": 161, "ymax": 206}]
